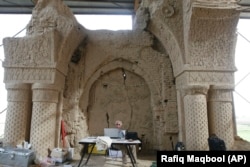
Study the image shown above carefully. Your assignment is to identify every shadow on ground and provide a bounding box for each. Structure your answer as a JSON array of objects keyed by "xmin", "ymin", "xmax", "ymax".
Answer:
[{"xmin": 70, "ymin": 152, "xmax": 156, "ymax": 167}]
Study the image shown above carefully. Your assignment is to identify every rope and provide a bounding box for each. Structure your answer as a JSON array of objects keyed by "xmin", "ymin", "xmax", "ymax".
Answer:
[
  {"xmin": 0, "ymin": 108, "xmax": 7, "ymax": 115},
  {"xmin": 61, "ymin": 120, "xmax": 67, "ymax": 147},
  {"xmin": 0, "ymin": 26, "xmax": 27, "ymax": 47}
]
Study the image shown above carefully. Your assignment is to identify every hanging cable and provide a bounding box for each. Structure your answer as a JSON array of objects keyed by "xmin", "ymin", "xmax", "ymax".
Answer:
[
  {"xmin": 237, "ymin": 31, "xmax": 250, "ymax": 44},
  {"xmin": 0, "ymin": 0, "xmax": 33, "ymax": 47},
  {"xmin": 234, "ymin": 90, "xmax": 250, "ymax": 104},
  {"xmin": 0, "ymin": 108, "xmax": 7, "ymax": 115},
  {"xmin": 11, "ymin": 26, "xmax": 27, "ymax": 38},
  {"xmin": 234, "ymin": 29, "xmax": 250, "ymax": 104},
  {"xmin": 235, "ymin": 71, "xmax": 250, "ymax": 87},
  {"xmin": 0, "ymin": 26, "xmax": 26, "ymax": 47}
]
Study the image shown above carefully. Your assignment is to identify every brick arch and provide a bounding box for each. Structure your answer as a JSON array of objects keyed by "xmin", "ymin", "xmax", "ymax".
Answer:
[
  {"xmin": 87, "ymin": 68, "xmax": 153, "ymax": 144},
  {"xmin": 148, "ymin": 20, "xmax": 184, "ymax": 77},
  {"xmin": 79, "ymin": 59, "xmax": 163, "ymax": 150},
  {"xmin": 80, "ymin": 59, "xmax": 161, "ymax": 112}
]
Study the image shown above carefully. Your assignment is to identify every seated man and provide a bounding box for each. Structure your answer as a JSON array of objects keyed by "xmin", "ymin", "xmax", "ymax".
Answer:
[
  {"xmin": 113, "ymin": 120, "xmax": 137, "ymax": 166},
  {"xmin": 114, "ymin": 120, "xmax": 128, "ymax": 164},
  {"xmin": 115, "ymin": 120, "xmax": 126, "ymax": 139}
]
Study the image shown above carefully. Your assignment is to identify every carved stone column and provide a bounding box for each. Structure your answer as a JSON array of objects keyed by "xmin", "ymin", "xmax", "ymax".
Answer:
[
  {"xmin": 3, "ymin": 84, "xmax": 31, "ymax": 146},
  {"xmin": 208, "ymin": 85, "xmax": 234, "ymax": 149},
  {"xmin": 2, "ymin": 0, "xmax": 84, "ymax": 156},
  {"xmin": 30, "ymin": 83, "xmax": 60, "ymax": 157},
  {"xmin": 183, "ymin": 85, "xmax": 209, "ymax": 150},
  {"xmin": 177, "ymin": 90, "xmax": 184, "ymax": 142}
]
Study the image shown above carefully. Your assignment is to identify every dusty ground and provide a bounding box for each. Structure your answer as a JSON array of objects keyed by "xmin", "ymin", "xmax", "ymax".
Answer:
[
  {"xmin": 1, "ymin": 136, "xmax": 250, "ymax": 167},
  {"xmin": 231, "ymin": 136, "xmax": 250, "ymax": 150},
  {"xmin": 71, "ymin": 154, "xmax": 155, "ymax": 167},
  {"xmin": 70, "ymin": 136, "xmax": 250, "ymax": 167},
  {"xmin": 0, "ymin": 151, "xmax": 156, "ymax": 167},
  {"xmin": 67, "ymin": 151, "xmax": 156, "ymax": 167}
]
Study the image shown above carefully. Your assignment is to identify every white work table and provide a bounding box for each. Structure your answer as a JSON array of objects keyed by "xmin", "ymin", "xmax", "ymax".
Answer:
[{"xmin": 78, "ymin": 137, "xmax": 141, "ymax": 167}]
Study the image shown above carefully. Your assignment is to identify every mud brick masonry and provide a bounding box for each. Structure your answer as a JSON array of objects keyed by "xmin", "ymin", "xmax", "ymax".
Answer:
[{"xmin": 2, "ymin": 0, "xmax": 242, "ymax": 157}]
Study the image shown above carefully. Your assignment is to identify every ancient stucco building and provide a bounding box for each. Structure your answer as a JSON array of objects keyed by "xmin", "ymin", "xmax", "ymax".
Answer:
[{"xmin": 2, "ymin": 0, "xmax": 242, "ymax": 157}]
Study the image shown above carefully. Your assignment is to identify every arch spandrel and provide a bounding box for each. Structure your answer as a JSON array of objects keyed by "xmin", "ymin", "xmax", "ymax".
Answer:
[
  {"xmin": 145, "ymin": 0, "xmax": 240, "ymax": 77},
  {"xmin": 64, "ymin": 32, "xmax": 178, "ymax": 150},
  {"xmin": 148, "ymin": 20, "xmax": 185, "ymax": 77},
  {"xmin": 76, "ymin": 58, "xmax": 177, "ymax": 150},
  {"xmin": 79, "ymin": 59, "xmax": 160, "ymax": 114},
  {"xmin": 143, "ymin": 0, "xmax": 186, "ymax": 77},
  {"xmin": 186, "ymin": 6, "xmax": 240, "ymax": 71},
  {"xmin": 3, "ymin": 0, "xmax": 85, "ymax": 84}
]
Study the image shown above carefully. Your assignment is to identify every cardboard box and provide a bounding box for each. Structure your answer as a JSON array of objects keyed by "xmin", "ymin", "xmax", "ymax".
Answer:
[
  {"xmin": 88, "ymin": 145, "xmax": 106, "ymax": 155},
  {"xmin": 50, "ymin": 148, "xmax": 68, "ymax": 163},
  {"xmin": 108, "ymin": 149, "xmax": 122, "ymax": 158}
]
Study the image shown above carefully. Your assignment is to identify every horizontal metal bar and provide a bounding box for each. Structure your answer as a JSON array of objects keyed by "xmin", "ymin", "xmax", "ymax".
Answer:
[
  {"xmin": 0, "ymin": 0, "xmax": 134, "ymax": 15},
  {"xmin": 0, "ymin": 6, "xmax": 134, "ymax": 15},
  {"xmin": 71, "ymin": 7, "xmax": 134, "ymax": 15}
]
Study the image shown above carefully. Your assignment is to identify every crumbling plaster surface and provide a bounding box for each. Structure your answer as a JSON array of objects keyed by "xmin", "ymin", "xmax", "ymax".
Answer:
[
  {"xmin": 143, "ymin": 0, "xmax": 239, "ymax": 76},
  {"xmin": 62, "ymin": 0, "xmax": 243, "ymax": 153},
  {"xmin": 63, "ymin": 29, "xmax": 177, "ymax": 153},
  {"xmin": 3, "ymin": 0, "xmax": 248, "ymax": 157},
  {"xmin": 3, "ymin": 0, "xmax": 85, "ymax": 82},
  {"xmin": 3, "ymin": 0, "xmax": 85, "ymax": 157},
  {"xmin": 141, "ymin": 0, "xmax": 185, "ymax": 76}
]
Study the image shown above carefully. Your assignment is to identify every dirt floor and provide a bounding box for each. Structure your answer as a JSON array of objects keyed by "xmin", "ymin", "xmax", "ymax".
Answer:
[
  {"xmin": 70, "ymin": 136, "xmax": 250, "ymax": 167},
  {"xmin": 1, "ymin": 136, "xmax": 250, "ymax": 167},
  {"xmin": 68, "ymin": 152, "xmax": 156, "ymax": 167},
  {"xmin": 0, "ymin": 150, "xmax": 156, "ymax": 167},
  {"xmin": 59, "ymin": 136, "xmax": 250, "ymax": 167},
  {"xmin": 74, "ymin": 156, "xmax": 154, "ymax": 167},
  {"xmin": 231, "ymin": 136, "xmax": 250, "ymax": 150}
]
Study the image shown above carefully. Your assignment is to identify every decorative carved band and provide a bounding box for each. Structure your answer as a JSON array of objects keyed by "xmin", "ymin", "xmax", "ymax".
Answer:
[
  {"xmin": 4, "ymin": 68, "xmax": 56, "ymax": 83},
  {"xmin": 176, "ymin": 71, "xmax": 234, "ymax": 89},
  {"xmin": 3, "ymin": 30, "xmax": 60, "ymax": 67}
]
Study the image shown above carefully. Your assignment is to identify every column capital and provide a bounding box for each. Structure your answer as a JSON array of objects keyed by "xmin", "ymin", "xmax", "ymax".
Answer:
[
  {"xmin": 182, "ymin": 84, "xmax": 209, "ymax": 96},
  {"xmin": 31, "ymin": 70, "xmax": 65, "ymax": 91},
  {"xmin": 5, "ymin": 83, "xmax": 31, "ymax": 90},
  {"xmin": 32, "ymin": 83, "xmax": 61, "ymax": 103},
  {"xmin": 6, "ymin": 83, "xmax": 31, "ymax": 102},
  {"xmin": 210, "ymin": 85, "xmax": 234, "ymax": 90},
  {"xmin": 208, "ymin": 85, "xmax": 233, "ymax": 102},
  {"xmin": 32, "ymin": 83, "xmax": 61, "ymax": 91}
]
